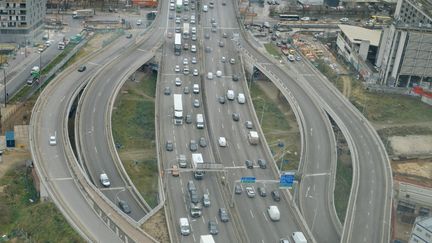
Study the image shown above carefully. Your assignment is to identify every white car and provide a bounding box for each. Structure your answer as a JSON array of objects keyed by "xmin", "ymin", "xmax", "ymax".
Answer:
[
  {"xmin": 183, "ymin": 58, "xmax": 189, "ymax": 65},
  {"xmin": 191, "ymin": 57, "xmax": 197, "ymax": 64},
  {"xmin": 245, "ymin": 186, "xmax": 256, "ymax": 198},
  {"xmin": 340, "ymin": 17, "xmax": 349, "ymax": 22},
  {"xmin": 218, "ymin": 137, "xmax": 227, "ymax": 147},
  {"xmin": 229, "ymin": 58, "xmax": 235, "ymax": 64},
  {"xmin": 193, "ymin": 69, "xmax": 199, "ymax": 76},
  {"xmin": 175, "ymin": 65, "xmax": 180, "ymax": 72},
  {"xmin": 136, "ymin": 19, "xmax": 142, "ymax": 25},
  {"xmin": 207, "ymin": 72, "xmax": 213, "ymax": 79},
  {"xmin": 226, "ymin": 89, "xmax": 235, "ymax": 100},
  {"xmin": 175, "ymin": 77, "xmax": 182, "ymax": 86},
  {"xmin": 203, "ymin": 5, "xmax": 208, "ymax": 12},
  {"xmin": 100, "ymin": 173, "xmax": 111, "ymax": 187},
  {"xmin": 216, "ymin": 70, "xmax": 222, "ymax": 77},
  {"xmin": 49, "ymin": 134, "xmax": 57, "ymax": 146},
  {"xmin": 191, "ymin": 45, "xmax": 197, "ymax": 53}
]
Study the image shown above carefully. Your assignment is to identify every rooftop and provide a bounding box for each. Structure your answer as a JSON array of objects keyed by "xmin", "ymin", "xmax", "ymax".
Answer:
[
  {"xmin": 338, "ymin": 24, "xmax": 382, "ymax": 46},
  {"xmin": 417, "ymin": 217, "xmax": 432, "ymax": 230}
]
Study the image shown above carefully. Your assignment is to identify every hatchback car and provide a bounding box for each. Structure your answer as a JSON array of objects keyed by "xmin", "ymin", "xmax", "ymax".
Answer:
[
  {"xmin": 218, "ymin": 96, "xmax": 226, "ymax": 104},
  {"xmin": 245, "ymin": 186, "xmax": 256, "ymax": 198},
  {"xmin": 245, "ymin": 160, "xmax": 253, "ymax": 169},
  {"xmin": 171, "ymin": 165, "xmax": 180, "ymax": 177},
  {"xmin": 199, "ymin": 137, "xmax": 207, "ymax": 147},
  {"xmin": 232, "ymin": 74, "xmax": 239, "ymax": 81},
  {"xmin": 164, "ymin": 86, "xmax": 171, "ymax": 95},
  {"xmin": 118, "ymin": 200, "xmax": 131, "ymax": 214},
  {"xmin": 271, "ymin": 190, "xmax": 281, "ymax": 202},
  {"xmin": 191, "ymin": 56, "xmax": 197, "ymax": 64},
  {"xmin": 216, "ymin": 70, "xmax": 222, "ymax": 77},
  {"xmin": 78, "ymin": 65, "xmax": 86, "ymax": 72},
  {"xmin": 49, "ymin": 135, "xmax": 57, "ymax": 145},
  {"xmin": 208, "ymin": 220, "xmax": 219, "ymax": 235},
  {"xmin": 257, "ymin": 159, "xmax": 267, "ymax": 169},
  {"xmin": 166, "ymin": 140, "xmax": 174, "ymax": 151},
  {"xmin": 235, "ymin": 184, "xmax": 242, "ymax": 194},
  {"xmin": 219, "ymin": 208, "xmax": 229, "ymax": 222},
  {"xmin": 258, "ymin": 186, "xmax": 267, "ymax": 197},
  {"xmin": 183, "ymin": 58, "xmax": 189, "ymax": 65},
  {"xmin": 193, "ymin": 69, "xmax": 199, "ymax": 76},
  {"xmin": 193, "ymin": 99, "xmax": 200, "ymax": 108},
  {"xmin": 183, "ymin": 86, "xmax": 190, "ymax": 94},
  {"xmin": 185, "ymin": 114, "xmax": 192, "ymax": 124},
  {"xmin": 203, "ymin": 193, "xmax": 211, "ymax": 207},
  {"xmin": 175, "ymin": 65, "xmax": 180, "ymax": 72},
  {"xmin": 175, "ymin": 77, "xmax": 182, "ymax": 86},
  {"xmin": 232, "ymin": 112, "xmax": 240, "ymax": 121},
  {"xmin": 100, "ymin": 173, "xmax": 110, "ymax": 187},
  {"xmin": 245, "ymin": 121, "xmax": 253, "ymax": 129},
  {"xmin": 191, "ymin": 45, "xmax": 197, "ymax": 53},
  {"xmin": 175, "ymin": 17, "xmax": 181, "ymax": 24},
  {"xmin": 190, "ymin": 140, "xmax": 198, "ymax": 151},
  {"xmin": 191, "ymin": 34, "xmax": 197, "ymax": 41}
]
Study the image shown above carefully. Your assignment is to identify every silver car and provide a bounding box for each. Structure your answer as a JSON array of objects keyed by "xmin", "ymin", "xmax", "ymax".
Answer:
[{"xmin": 203, "ymin": 193, "xmax": 211, "ymax": 207}]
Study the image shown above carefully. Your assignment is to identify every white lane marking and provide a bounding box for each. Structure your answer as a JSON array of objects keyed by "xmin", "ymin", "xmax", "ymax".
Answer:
[
  {"xmin": 192, "ymin": 234, "xmax": 196, "ymax": 242},
  {"xmin": 88, "ymin": 61, "xmax": 101, "ymax": 66},
  {"xmin": 249, "ymin": 209, "xmax": 254, "ymax": 218},
  {"xmin": 94, "ymin": 147, "xmax": 98, "ymax": 154},
  {"xmin": 304, "ymin": 172, "xmax": 330, "ymax": 177},
  {"xmin": 232, "ymin": 161, "xmax": 236, "ymax": 167},
  {"xmin": 181, "ymin": 186, "xmax": 184, "ymax": 194},
  {"xmin": 262, "ymin": 211, "xmax": 269, "ymax": 222},
  {"xmin": 221, "ymin": 123, "xmax": 224, "ymax": 129},
  {"xmin": 50, "ymin": 177, "xmax": 74, "ymax": 181},
  {"xmin": 202, "ymin": 215, "xmax": 206, "ymax": 223}
]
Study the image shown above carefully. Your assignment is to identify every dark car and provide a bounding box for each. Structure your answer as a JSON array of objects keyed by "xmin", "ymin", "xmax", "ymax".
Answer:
[
  {"xmin": 126, "ymin": 33, "xmax": 133, "ymax": 38},
  {"xmin": 271, "ymin": 190, "xmax": 281, "ymax": 202},
  {"xmin": 245, "ymin": 160, "xmax": 253, "ymax": 169},
  {"xmin": 190, "ymin": 139, "xmax": 198, "ymax": 152},
  {"xmin": 232, "ymin": 74, "xmax": 239, "ymax": 81},
  {"xmin": 166, "ymin": 140, "xmax": 174, "ymax": 151},
  {"xmin": 118, "ymin": 200, "xmax": 131, "ymax": 214},
  {"xmin": 232, "ymin": 112, "xmax": 240, "ymax": 121},
  {"xmin": 219, "ymin": 41, "xmax": 224, "ymax": 47},
  {"xmin": 190, "ymin": 190, "xmax": 199, "ymax": 203},
  {"xmin": 257, "ymin": 159, "xmax": 267, "ymax": 169},
  {"xmin": 208, "ymin": 220, "xmax": 219, "ymax": 235},
  {"xmin": 205, "ymin": 33, "xmax": 210, "ymax": 39},
  {"xmin": 199, "ymin": 137, "xmax": 207, "ymax": 147},
  {"xmin": 218, "ymin": 96, "xmax": 226, "ymax": 104},
  {"xmin": 219, "ymin": 208, "xmax": 229, "ymax": 222},
  {"xmin": 258, "ymin": 186, "xmax": 267, "ymax": 197},
  {"xmin": 164, "ymin": 86, "xmax": 171, "ymax": 95},
  {"xmin": 78, "ymin": 65, "xmax": 86, "ymax": 72},
  {"xmin": 235, "ymin": 184, "xmax": 242, "ymax": 194},
  {"xmin": 245, "ymin": 121, "xmax": 253, "ymax": 129},
  {"xmin": 185, "ymin": 114, "xmax": 192, "ymax": 124}
]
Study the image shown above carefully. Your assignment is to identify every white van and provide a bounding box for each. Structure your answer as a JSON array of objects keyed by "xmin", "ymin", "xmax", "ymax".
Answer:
[
  {"xmin": 237, "ymin": 93, "xmax": 245, "ymax": 104},
  {"xmin": 179, "ymin": 218, "xmax": 191, "ymax": 236},
  {"xmin": 226, "ymin": 90, "xmax": 235, "ymax": 100},
  {"xmin": 193, "ymin": 84, "xmax": 200, "ymax": 94},
  {"xmin": 207, "ymin": 72, "xmax": 213, "ymax": 80},
  {"xmin": 291, "ymin": 232, "xmax": 307, "ymax": 243},
  {"xmin": 267, "ymin": 205, "xmax": 280, "ymax": 221}
]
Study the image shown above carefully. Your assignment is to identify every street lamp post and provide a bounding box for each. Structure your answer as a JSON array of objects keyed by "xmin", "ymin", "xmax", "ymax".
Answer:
[
  {"xmin": 2, "ymin": 68, "xmax": 6, "ymax": 108},
  {"xmin": 115, "ymin": 188, "xmax": 126, "ymax": 205}
]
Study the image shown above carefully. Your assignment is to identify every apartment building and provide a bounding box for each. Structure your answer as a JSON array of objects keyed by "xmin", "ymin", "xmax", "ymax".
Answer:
[
  {"xmin": 376, "ymin": 0, "xmax": 432, "ymax": 88},
  {"xmin": 409, "ymin": 217, "xmax": 432, "ymax": 243},
  {"xmin": 0, "ymin": 0, "xmax": 47, "ymax": 44}
]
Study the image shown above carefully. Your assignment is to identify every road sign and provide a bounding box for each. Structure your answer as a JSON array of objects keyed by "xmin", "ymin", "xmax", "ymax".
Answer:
[
  {"xmin": 240, "ymin": 177, "xmax": 256, "ymax": 184},
  {"xmin": 280, "ymin": 172, "xmax": 295, "ymax": 189}
]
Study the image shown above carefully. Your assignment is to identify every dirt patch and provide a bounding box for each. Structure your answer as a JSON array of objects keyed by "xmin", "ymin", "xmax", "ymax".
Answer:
[
  {"xmin": 341, "ymin": 76, "xmax": 352, "ymax": 98},
  {"xmin": 142, "ymin": 209, "xmax": 170, "ymax": 243},
  {"xmin": 0, "ymin": 149, "xmax": 31, "ymax": 178},
  {"xmin": 389, "ymin": 135, "xmax": 432, "ymax": 155},
  {"xmin": 392, "ymin": 158, "xmax": 432, "ymax": 187}
]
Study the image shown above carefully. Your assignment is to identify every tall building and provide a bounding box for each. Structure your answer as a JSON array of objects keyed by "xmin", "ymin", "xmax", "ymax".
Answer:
[
  {"xmin": 376, "ymin": 0, "xmax": 432, "ymax": 88},
  {"xmin": 0, "ymin": 0, "xmax": 47, "ymax": 44},
  {"xmin": 409, "ymin": 217, "xmax": 432, "ymax": 243}
]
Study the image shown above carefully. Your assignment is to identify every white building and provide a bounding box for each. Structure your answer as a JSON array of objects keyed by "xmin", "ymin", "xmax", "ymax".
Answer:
[
  {"xmin": 0, "ymin": 0, "xmax": 47, "ymax": 44},
  {"xmin": 336, "ymin": 24, "xmax": 381, "ymax": 82},
  {"xmin": 376, "ymin": 0, "xmax": 432, "ymax": 87},
  {"xmin": 409, "ymin": 217, "xmax": 432, "ymax": 243}
]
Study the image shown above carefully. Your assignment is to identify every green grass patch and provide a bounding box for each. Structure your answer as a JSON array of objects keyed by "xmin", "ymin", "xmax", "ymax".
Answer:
[
  {"xmin": 334, "ymin": 156, "xmax": 353, "ymax": 223},
  {"xmin": 112, "ymin": 72, "xmax": 159, "ymax": 208},
  {"xmin": 249, "ymin": 82, "xmax": 300, "ymax": 171},
  {"xmin": 264, "ymin": 43, "xmax": 281, "ymax": 59},
  {"xmin": 0, "ymin": 164, "xmax": 83, "ymax": 242}
]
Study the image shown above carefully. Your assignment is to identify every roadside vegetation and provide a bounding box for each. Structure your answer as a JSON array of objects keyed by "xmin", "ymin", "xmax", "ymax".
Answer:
[
  {"xmin": 0, "ymin": 163, "xmax": 83, "ymax": 242},
  {"xmin": 249, "ymin": 80, "xmax": 301, "ymax": 171},
  {"xmin": 264, "ymin": 43, "xmax": 282, "ymax": 60},
  {"xmin": 112, "ymin": 70, "xmax": 159, "ymax": 208}
]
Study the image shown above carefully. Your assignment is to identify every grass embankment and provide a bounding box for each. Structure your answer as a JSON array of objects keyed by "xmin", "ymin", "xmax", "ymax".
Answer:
[
  {"xmin": 264, "ymin": 43, "xmax": 282, "ymax": 59},
  {"xmin": 249, "ymin": 81, "xmax": 300, "ymax": 171},
  {"xmin": 112, "ymin": 71, "xmax": 159, "ymax": 208},
  {"xmin": 315, "ymin": 56, "xmax": 432, "ymax": 223},
  {"xmin": 0, "ymin": 164, "xmax": 83, "ymax": 242}
]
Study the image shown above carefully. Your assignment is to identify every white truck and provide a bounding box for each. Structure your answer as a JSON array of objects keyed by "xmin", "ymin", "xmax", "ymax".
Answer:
[
  {"xmin": 173, "ymin": 94, "xmax": 183, "ymax": 125},
  {"xmin": 248, "ymin": 131, "xmax": 259, "ymax": 145},
  {"xmin": 183, "ymin": 23, "xmax": 190, "ymax": 39},
  {"xmin": 196, "ymin": 113, "xmax": 204, "ymax": 129},
  {"xmin": 72, "ymin": 9, "xmax": 94, "ymax": 19},
  {"xmin": 200, "ymin": 235, "xmax": 215, "ymax": 243},
  {"xmin": 192, "ymin": 153, "xmax": 204, "ymax": 179},
  {"xmin": 292, "ymin": 232, "xmax": 307, "ymax": 243}
]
